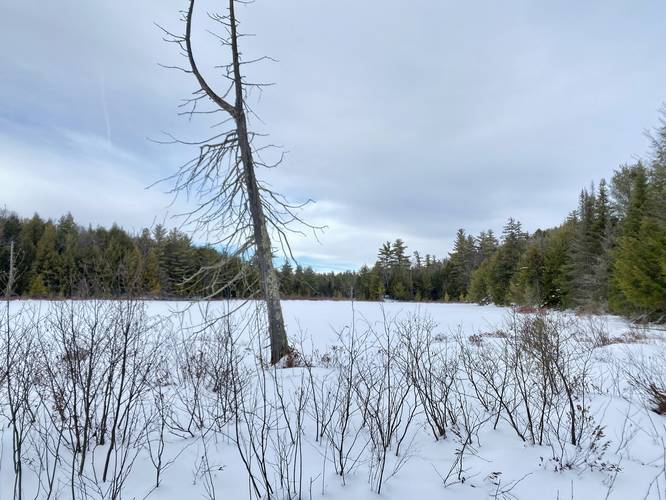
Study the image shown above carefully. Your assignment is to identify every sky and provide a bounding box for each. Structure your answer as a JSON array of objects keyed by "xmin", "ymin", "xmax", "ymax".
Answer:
[{"xmin": 1, "ymin": 1, "xmax": 665, "ymax": 271}]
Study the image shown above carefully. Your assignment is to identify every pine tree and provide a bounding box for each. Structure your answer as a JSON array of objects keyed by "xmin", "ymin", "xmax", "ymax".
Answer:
[
  {"xmin": 510, "ymin": 240, "xmax": 545, "ymax": 306},
  {"xmin": 567, "ymin": 188, "xmax": 600, "ymax": 308},
  {"xmin": 476, "ymin": 230, "xmax": 498, "ymax": 263},
  {"xmin": 280, "ymin": 260, "xmax": 294, "ymax": 295},
  {"xmin": 611, "ymin": 163, "xmax": 643, "ymax": 220},
  {"xmin": 377, "ymin": 241, "xmax": 393, "ymax": 291},
  {"xmin": 611, "ymin": 126, "xmax": 666, "ymax": 318},
  {"xmin": 611, "ymin": 165, "xmax": 649, "ymax": 314},
  {"xmin": 143, "ymin": 247, "xmax": 161, "ymax": 296},
  {"xmin": 15, "ymin": 214, "xmax": 45, "ymax": 294},
  {"xmin": 28, "ymin": 274, "xmax": 49, "ymax": 296},
  {"xmin": 368, "ymin": 267, "xmax": 384, "ymax": 300},
  {"xmin": 33, "ymin": 222, "xmax": 59, "ymax": 295},
  {"xmin": 161, "ymin": 229, "xmax": 195, "ymax": 296},
  {"xmin": 542, "ymin": 224, "xmax": 574, "ymax": 307},
  {"xmin": 448, "ymin": 229, "xmax": 477, "ymax": 299},
  {"xmin": 489, "ymin": 218, "xmax": 527, "ymax": 304},
  {"xmin": 390, "ymin": 239, "xmax": 412, "ymax": 300},
  {"xmin": 469, "ymin": 256, "xmax": 494, "ymax": 304},
  {"xmin": 613, "ymin": 217, "xmax": 666, "ymax": 317},
  {"xmin": 392, "ymin": 239, "xmax": 410, "ymax": 269},
  {"xmin": 590, "ymin": 179, "xmax": 614, "ymax": 305}
]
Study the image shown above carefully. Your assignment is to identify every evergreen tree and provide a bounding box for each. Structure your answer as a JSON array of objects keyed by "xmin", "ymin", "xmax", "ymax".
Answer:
[
  {"xmin": 611, "ymin": 163, "xmax": 648, "ymax": 313},
  {"xmin": 143, "ymin": 247, "xmax": 162, "ymax": 296},
  {"xmin": 567, "ymin": 188, "xmax": 600, "ymax": 307},
  {"xmin": 377, "ymin": 241, "xmax": 393, "ymax": 291},
  {"xmin": 476, "ymin": 230, "xmax": 498, "ymax": 263},
  {"xmin": 541, "ymin": 224, "xmax": 574, "ymax": 307},
  {"xmin": 448, "ymin": 229, "xmax": 476, "ymax": 299},
  {"xmin": 33, "ymin": 222, "xmax": 59, "ymax": 295},
  {"xmin": 489, "ymin": 218, "xmax": 527, "ymax": 304},
  {"xmin": 510, "ymin": 238, "xmax": 546, "ymax": 306},
  {"xmin": 15, "ymin": 214, "xmax": 44, "ymax": 294},
  {"xmin": 612, "ymin": 128, "xmax": 666, "ymax": 318},
  {"xmin": 468, "ymin": 256, "xmax": 494, "ymax": 304},
  {"xmin": 613, "ymin": 217, "xmax": 666, "ymax": 318},
  {"xmin": 279, "ymin": 260, "xmax": 294, "ymax": 295},
  {"xmin": 389, "ymin": 239, "xmax": 411, "ymax": 299},
  {"xmin": 27, "ymin": 274, "xmax": 49, "ymax": 296}
]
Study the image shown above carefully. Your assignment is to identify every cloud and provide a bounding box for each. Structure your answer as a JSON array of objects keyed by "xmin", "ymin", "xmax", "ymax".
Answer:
[
  {"xmin": 1, "ymin": 0, "xmax": 665, "ymax": 271},
  {"xmin": 0, "ymin": 126, "xmax": 178, "ymax": 232}
]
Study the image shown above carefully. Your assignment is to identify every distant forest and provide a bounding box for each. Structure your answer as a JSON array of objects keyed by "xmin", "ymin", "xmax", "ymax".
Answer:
[{"xmin": 1, "ymin": 112, "xmax": 665, "ymax": 320}]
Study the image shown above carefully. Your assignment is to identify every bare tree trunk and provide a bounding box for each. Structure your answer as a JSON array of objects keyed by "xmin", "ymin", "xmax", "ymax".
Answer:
[
  {"xmin": 237, "ymin": 116, "xmax": 289, "ymax": 364},
  {"xmin": 228, "ymin": 0, "xmax": 288, "ymax": 364},
  {"xmin": 5, "ymin": 240, "xmax": 15, "ymax": 297},
  {"xmin": 181, "ymin": 0, "xmax": 290, "ymax": 364}
]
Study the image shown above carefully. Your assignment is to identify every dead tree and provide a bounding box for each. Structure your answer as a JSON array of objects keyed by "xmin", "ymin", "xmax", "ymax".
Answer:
[
  {"xmin": 159, "ymin": 0, "xmax": 315, "ymax": 364},
  {"xmin": 5, "ymin": 241, "xmax": 15, "ymax": 297},
  {"xmin": 3, "ymin": 240, "xmax": 18, "ymax": 298}
]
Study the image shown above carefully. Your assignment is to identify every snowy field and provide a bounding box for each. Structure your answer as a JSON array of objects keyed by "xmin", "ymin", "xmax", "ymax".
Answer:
[{"xmin": 0, "ymin": 299, "xmax": 665, "ymax": 499}]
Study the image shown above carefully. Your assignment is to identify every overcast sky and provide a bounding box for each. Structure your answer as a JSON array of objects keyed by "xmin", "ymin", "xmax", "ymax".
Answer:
[{"xmin": 1, "ymin": 1, "xmax": 665, "ymax": 270}]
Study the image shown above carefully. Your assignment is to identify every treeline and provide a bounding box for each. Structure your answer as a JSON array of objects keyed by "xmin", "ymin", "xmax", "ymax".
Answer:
[
  {"xmin": 0, "ymin": 209, "xmax": 374, "ymax": 300},
  {"xmin": 0, "ymin": 207, "xmax": 359, "ymax": 300},
  {"xmin": 0, "ymin": 214, "xmax": 259, "ymax": 298},
  {"xmin": 473, "ymin": 114, "xmax": 666, "ymax": 321},
  {"xmin": 2, "ymin": 113, "xmax": 665, "ymax": 318},
  {"xmin": 333, "ymin": 111, "xmax": 666, "ymax": 321}
]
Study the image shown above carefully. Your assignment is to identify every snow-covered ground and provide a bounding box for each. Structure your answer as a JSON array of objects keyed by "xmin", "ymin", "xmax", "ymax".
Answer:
[{"xmin": 1, "ymin": 300, "xmax": 665, "ymax": 499}]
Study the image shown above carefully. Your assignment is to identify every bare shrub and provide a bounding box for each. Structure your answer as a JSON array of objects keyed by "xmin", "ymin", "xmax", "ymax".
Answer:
[
  {"xmin": 514, "ymin": 305, "xmax": 543, "ymax": 315},
  {"xmin": 459, "ymin": 311, "xmax": 612, "ymax": 471},
  {"xmin": 356, "ymin": 314, "xmax": 417, "ymax": 494},
  {"xmin": 1, "ymin": 302, "xmax": 40, "ymax": 500},
  {"xmin": 39, "ymin": 300, "xmax": 118, "ymax": 476},
  {"xmin": 582, "ymin": 315, "xmax": 612, "ymax": 347},
  {"xmin": 626, "ymin": 350, "xmax": 666, "ymax": 415},
  {"xmin": 321, "ymin": 325, "xmax": 369, "ymax": 484},
  {"xmin": 582, "ymin": 316, "xmax": 647, "ymax": 347},
  {"xmin": 399, "ymin": 314, "xmax": 458, "ymax": 440},
  {"xmin": 0, "ymin": 299, "xmax": 644, "ymax": 497}
]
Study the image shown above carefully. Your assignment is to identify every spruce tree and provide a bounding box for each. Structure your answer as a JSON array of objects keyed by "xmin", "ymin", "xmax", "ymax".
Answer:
[
  {"xmin": 448, "ymin": 229, "xmax": 476, "ymax": 299},
  {"xmin": 279, "ymin": 260, "xmax": 294, "ymax": 296},
  {"xmin": 143, "ymin": 248, "xmax": 161, "ymax": 296},
  {"xmin": 488, "ymin": 218, "xmax": 527, "ymax": 304},
  {"xmin": 611, "ymin": 166, "xmax": 649, "ymax": 314},
  {"xmin": 33, "ymin": 223, "xmax": 59, "ymax": 295}
]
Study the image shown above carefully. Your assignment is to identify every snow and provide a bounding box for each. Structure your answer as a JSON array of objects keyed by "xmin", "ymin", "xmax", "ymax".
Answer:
[{"xmin": 1, "ymin": 299, "xmax": 665, "ymax": 499}]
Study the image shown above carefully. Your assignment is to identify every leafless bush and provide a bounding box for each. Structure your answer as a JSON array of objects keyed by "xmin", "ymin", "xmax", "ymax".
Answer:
[
  {"xmin": 1, "ymin": 302, "xmax": 40, "ymax": 500},
  {"xmin": 458, "ymin": 333, "xmax": 514, "ymax": 432},
  {"xmin": 228, "ymin": 359, "xmax": 285, "ymax": 499},
  {"xmin": 583, "ymin": 316, "xmax": 648, "ymax": 347},
  {"xmin": 435, "ymin": 379, "xmax": 490, "ymax": 489},
  {"xmin": 321, "ymin": 325, "xmax": 369, "ymax": 484},
  {"xmin": 399, "ymin": 314, "xmax": 457, "ymax": 440},
  {"xmin": 623, "ymin": 323, "xmax": 650, "ymax": 344},
  {"xmin": 458, "ymin": 311, "xmax": 612, "ymax": 472},
  {"xmin": 166, "ymin": 308, "xmax": 246, "ymax": 440},
  {"xmin": 270, "ymin": 370, "xmax": 308, "ymax": 499},
  {"xmin": 583, "ymin": 315, "xmax": 613, "ymax": 347},
  {"xmin": 0, "ymin": 300, "xmax": 650, "ymax": 497},
  {"xmin": 626, "ymin": 350, "xmax": 666, "ymax": 415},
  {"xmin": 38, "ymin": 300, "xmax": 117, "ymax": 477},
  {"xmin": 210, "ymin": 309, "xmax": 308, "ymax": 500},
  {"xmin": 506, "ymin": 313, "xmax": 596, "ymax": 449},
  {"xmin": 356, "ymin": 315, "xmax": 418, "ymax": 494},
  {"xmin": 27, "ymin": 398, "xmax": 66, "ymax": 500}
]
